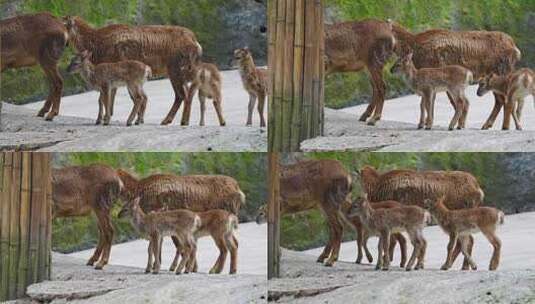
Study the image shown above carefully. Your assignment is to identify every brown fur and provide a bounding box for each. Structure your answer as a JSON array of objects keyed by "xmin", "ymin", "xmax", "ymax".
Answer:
[
  {"xmin": 187, "ymin": 62, "xmax": 226, "ymax": 126},
  {"xmin": 324, "ymin": 19, "xmax": 396, "ymax": 125},
  {"xmin": 349, "ymin": 196, "xmax": 431, "ymax": 271},
  {"xmin": 278, "ymin": 159, "xmax": 352, "ymax": 266},
  {"xmin": 118, "ymin": 197, "xmax": 200, "ymax": 274},
  {"xmin": 424, "ymin": 197, "xmax": 504, "ymax": 271},
  {"xmin": 477, "ymin": 68, "xmax": 535, "ymax": 130},
  {"xmin": 52, "ymin": 164, "xmax": 123, "ymax": 270},
  {"xmin": 392, "ymin": 24, "xmax": 521, "ymax": 130},
  {"xmin": 67, "ymin": 50, "xmax": 151, "ymax": 126},
  {"xmin": 169, "ymin": 209, "xmax": 239, "ymax": 274},
  {"xmin": 391, "ymin": 52, "xmax": 473, "ymax": 130},
  {"xmin": 1, "ymin": 12, "xmax": 68, "ymax": 120},
  {"xmin": 63, "ymin": 16, "xmax": 202, "ymax": 125},
  {"xmin": 233, "ymin": 47, "xmax": 267, "ymax": 127},
  {"xmin": 342, "ymin": 200, "xmax": 407, "ymax": 267}
]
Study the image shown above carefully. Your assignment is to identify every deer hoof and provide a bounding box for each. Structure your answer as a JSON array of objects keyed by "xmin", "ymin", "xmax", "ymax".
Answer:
[
  {"xmin": 86, "ymin": 261, "xmax": 95, "ymax": 266},
  {"xmin": 440, "ymin": 264, "xmax": 449, "ymax": 271},
  {"xmin": 375, "ymin": 265, "xmax": 381, "ymax": 271},
  {"xmin": 382, "ymin": 266, "xmax": 389, "ymax": 271},
  {"xmin": 145, "ymin": 268, "xmax": 151, "ymax": 273},
  {"xmin": 45, "ymin": 114, "xmax": 55, "ymax": 121},
  {"xmin": 405, "ymin": 267, "xmax": 413, "ymax": 272},
  {"xmin": 366, "ymin": 119, "xmax": 377, "ymax": 126},
  {"xmin": 324, "ymin": 261, "xmax": 334, "ymax": 267},
  {"xmin": 94, "ymin": 264, "xmax": 104, "ymax": 270}
]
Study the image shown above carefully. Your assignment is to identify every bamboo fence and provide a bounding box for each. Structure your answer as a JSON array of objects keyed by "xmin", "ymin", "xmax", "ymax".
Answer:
[
  {"xmin": 268, "ymin": 0, "xmax": 325, "ymax": 152},
  {"xmin": 267, "ymin": 153, "xmax": 280, "ymax": 279},
  {"xmin": 0, "ymin": 152, "xmax": 52, "ymax": 301}
]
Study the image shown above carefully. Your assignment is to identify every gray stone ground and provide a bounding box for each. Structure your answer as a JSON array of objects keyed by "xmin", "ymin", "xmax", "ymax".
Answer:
[
  {"xmin": 0, "ymin": 103, "xmax": 266, "ymax": 151},
  {"xmin": 21, "ymin": 253, "xmax": 266, "ymax": 304},
  {"xmin": 301, "ymin": 109, "xmax": 535, "ymax": 152},
  {"xmin": 268, "ymin": 250, "xmax": 535, "ymax": 303}
]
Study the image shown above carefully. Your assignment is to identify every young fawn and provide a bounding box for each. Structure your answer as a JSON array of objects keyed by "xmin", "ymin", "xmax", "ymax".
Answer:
[
  {"xmin": 477, "ymin": 68, "xmax": 535, "ymax": 130},
  {"xmin": 349, "ymin": 195, "xmax": 431, "ymax": 271},
  {"xmin": 67, "ymin": 50, "xmax": 151, "ymax": 126},
  {"xmin": 187, "ymin": 62, "xmax": 226, "ymax": 126},
  {"xmin": 424, "ymin": 197, "xmax": 504, "ymax": 271},
  {"xmin": 391, "ymin": 52, "xmax": 473, "ymax": 130},
  {"xmin": 118, "ymin": 197, "xmax": 200, "ymax": 275},
  {"xmin": 344, "ymin": 200, "xmax": 407, "ymax": 267},
  {"xmin": 168, "ymin": 209, "xmax": 239, "ymax": 274},
  {"xmin": 233, "ymin": 47, "xmax": 267, "ymax": 127}
]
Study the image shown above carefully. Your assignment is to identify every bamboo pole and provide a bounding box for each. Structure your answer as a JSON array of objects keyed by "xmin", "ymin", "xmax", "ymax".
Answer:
[
  {"xmin": 268, "ymin": 0, "xmax": 325, "ymax": 151},
  {"xmin": 0, "ymin": 152, "xmax": 52, "ymax": 302},
  {"xmin": 267, "ymin": 153, "xmax": 280, "ymax": 279}
]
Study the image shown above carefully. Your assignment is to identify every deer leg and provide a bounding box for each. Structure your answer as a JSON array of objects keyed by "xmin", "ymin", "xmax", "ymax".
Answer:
[
  {"xmin": 482, "ymin": 93, "xmax": 504, "ymax": 129},
  {"xmin": 441, "ymin": 232, "xmax": 458, "ymax": 270},
  {"xmin": 87, "ymin": 225, "xmax": 104, "ymax": 266},
  {"xmin": 257, "ymin": 93, "xmax": 266, "ymax": 127},
  {"xmin": 405, "ymin": 232, "xmax": 421, "ymax": 271},
  {"xmin": 94, "ymin": 209, "xmax": 113, "ymax": 270},
  {"xmin": 161, "ymin": 72, "xmax": 186, "ymax": 125},
  {"xmin": 510, "ymin": 95, "xmax": 522, "ymax": 130},
  {"xmin": 145, "ymin": 238, "xmax": 154, "ymax": 273},
  {"xmin": 423, "ymin": 90, "xmax": 433, "ymax": 129},
  {"xmin": 199, "ymin": 93, "xmax": 207, "ymax": 126},
  {"xmin": 101, "ymin": 86, "xmax": 112, "ymax": 126},
  {"xmin": 397, "ymin": 233, "xmax": 408, "ymax": 268},
  {"xmin": 126, "ymin": 87, "xmax": 141, "ymax": 126},
  {"xmin": 366, "ymin": 68, "xmax": 386, "ymax": 125},
  {"xmin": 376, "ymin": 234, "xmax": 384, "ymax": 270},
  {"xmin": 39, "ymin": 59, "xmax": 63, "ymax": 121},
  {"xmin": 482, "ymin": 229, "xmax": 501, "ymax": 270},
  {"xmin": 363, "ymin": 233, "xmax": 374, "ymax": 263},
  {"xmin": 151, "ymin": 234, "xmax": 162, "ymax": 274},
  {"xmin": 212, "ymin": 85, "xmax": 226, "ymax": 126},
  {"xmin": 415, "ymin": 230, "xmax": 427, "ymax": 270},
  {"xmin": 136, "ymin": 91, "xmax": 147, "ymax": 125},
  {"xmin": 210, "ymin": 237, "xmax": 229, "ymax": 274},
  {"xmin": 459, "ymin": 235, "xmax": 478, "ymax": 270},
  {"xmin": 108, "ymin": 88, "xmax": 117, "ymax": 117},
  {"xmin": 175, "ymin": 240, "xmax": 191, "ymax": 275},
  {"xmin": 458, "ymin": 93, "xmax": 470, "ymax": 129},
  {"xmin": 324, "ymin": 213, "xmax": 343, "ymax": 267},
  {"xmin": 180, "ymin": 84, "xmax": 194, "ymax": 126},
  {"xmin": 185, "ymin": 238, "xmax": 197, "ymax": 273},
  {"xmin": 246, "ymin": 93, "xmax": 256, "ymax": 126},
  {"xmin": 388, "ymin": 234, "xmax": 396, "ymax": 263},
  {"xmin": 447, "ymin": 92, "xmax": 463, "ymax": 130},
  {"xmin": 418, "ymin": 96, "xmax": 426, "ymax": 129},
  {"xmin": 227, "ymin": 234, "xmax": 238, "ymax": 274},
  {"xmin": 355, "ymin": 224, "xmax": 364, "ymax": 264},
  {"xmin": 169, "ymin": 236, "xmax": 181, "ymax": 272},
  {"xmin": 381, "ymin": 231, "xmax": 391, "ymax": 270},
  {"xmin": 516, "ymin": 98, "xmax": 525, "ymax": 122}
]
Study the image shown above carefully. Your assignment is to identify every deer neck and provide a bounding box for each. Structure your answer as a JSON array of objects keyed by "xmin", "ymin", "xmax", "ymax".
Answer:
[
  {"xmin": 490, "ymin": 77, "xmax": 508, "ymax": 95},
  {"xmin": 359, "ymin": 201, "xmax": 374, "ymax": 226},
  {"xmin": 72, "ymin": 19, "xmax": 98, "ymax": 54},
  {"xmin": 392, "ymin": 24, "xmax": 417, "ymax": 56},
  {"xmin": 79, "ymin": 62, "xmax": 97, "ymax": 86},
  {"xmin": 131, "ymin": 206, "xmax": 148, "ymax": 234},
  {"xmin": 238, "ymin": 56, "xmax": 256, "ymax": 78},
  {"xmin": 432, "ymin": 202, "xmax": 450, "ymax": 224}
]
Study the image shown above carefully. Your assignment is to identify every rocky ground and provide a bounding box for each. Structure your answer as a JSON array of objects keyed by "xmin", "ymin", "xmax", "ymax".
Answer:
[
  {"xmin": 15, "ymin": 253, "xmax": 266, "ymax": 304},
  {"xmin": 0, "ymin": 70, "xmax": 267, "ymax": 152},
  {"xmin": 302, "ymin": 86, "xmax": 535, "ymax": 152},
  {"xmin": 269, "ymin": 212, "xmax": 535, "ymax": 303}
]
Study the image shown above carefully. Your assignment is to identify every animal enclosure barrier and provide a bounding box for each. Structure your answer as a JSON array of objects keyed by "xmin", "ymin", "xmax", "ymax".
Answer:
[
  {"xmin": 267, "ymin": 153, "xmax": 281, "ymax": 279},
  {"xmin": 268, "ymin": 0, "xmax": 325, "ymax": 151},
  {"xmin": 0, "ymin": 152, "xmax": 52, "ymax": 301}
]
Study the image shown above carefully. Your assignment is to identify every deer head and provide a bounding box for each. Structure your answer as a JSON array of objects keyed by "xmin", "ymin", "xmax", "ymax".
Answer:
[
  {"xmin": 233, "ymin": 47, "xmax": 252, "ymax": 65},
  {"xmin": 348, "ymin": 194, "xmax": 368, "ymax": 217},
  {"xmin": 255, "ymin": 203, "xmax": 267, "ymax": 225},
  {"xmin": 390, "ymin": 51, "xmax": 414, "ymax": 75},
  {"xmin": 118, "ymin": 197, "xmax": 142, "ymax": 219},
  {"xmin": 67, "ymin": 50, "xmax": 92, "ymax": 73},
  {"xmin": 476, "ymin": 74, "xmax": 499, "ymax": 97}
]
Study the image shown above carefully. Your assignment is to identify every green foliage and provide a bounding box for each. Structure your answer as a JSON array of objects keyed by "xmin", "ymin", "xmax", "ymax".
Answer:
[
  {"xmin": 52, "ymin": 152, "xmax": 267, "ymax": 253},
  {"xmin": 324, "ymin": 0, "xmax": 535, "ymax": 108},
  {"xmin": 280, "ymin": 152, "xmax": 513, "ymax": 251}
]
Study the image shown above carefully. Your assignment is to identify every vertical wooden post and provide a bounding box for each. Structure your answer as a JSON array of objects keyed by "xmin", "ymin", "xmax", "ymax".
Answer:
[
  {"xmin": 0, "ymin": 152, "xmax": 52, "ymax": 301},
  {"xmin": 268, "ymin": 0, "xmax": 325, "ymax": 152},
  {"xmin": 267, "ymin": 153, "xmax": 280, "ymax": 279}
]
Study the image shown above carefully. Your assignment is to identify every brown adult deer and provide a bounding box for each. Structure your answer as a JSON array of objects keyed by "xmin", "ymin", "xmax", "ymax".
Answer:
[
  {"xmin": 187, "ymin": 62, "xmax": 226, "ymax": 126},
  {"xmin": 1, "ymin": 12, "xmax": 68, "ymax": 120},
  {"xmin": 169, "ymin": 209, "xmax": 239, "ymax": 274},
  {"xmin": 348, "ymin": 195, "xmax": 431, "ymax": 271},
  {"xmin": 52, "ymin": 164, "xmax": 123, "ymax": 270},
  {"xmin": 256, "ymin": 159, "xmax": 352, "ymax": 267},
  {"xmin": 356, "ymin": 165, "xmax": 485, "ymax": 269},
  {"xmin": 343, "ymin": 199, "xmax": 407, "ymax": 267},
  {"xmin": 424, "ymin": 196, "xmax": 504, "ymax": 271},
  {"xmin": 477, "ymin": 68, "xmax": 535, "ymax": 130},
  {"xmin": 116, "ymin": 169, "xmax": 245, "ymax": 269},
  {"xmin": 390, "ymin": 52, "xmax": 473, "ymax": 130},
  {"xmin": 392, "ymin": 24, "xmax": 521, "ymax": 130},
  {"xmin": 233, "ymin": 47, "xmax": 267, "ymax": 127},
  {"xmin": 324, "ymin": 19, "xmax": 396, "ymax": 125},
  {"xmin": 63, "ymin": 16, "xmax": 202, "ymax": 125},
  {"xmin": 67, "ymin": 50, "xmax": 151, "ymax": 126},
  {"xmin": 118, "ymin": 197, "xmax": 200, "ymax": 274}
]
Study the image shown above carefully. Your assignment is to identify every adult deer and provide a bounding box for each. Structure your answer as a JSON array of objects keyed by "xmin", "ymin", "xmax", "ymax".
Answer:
[{"xmin": 1, "ymin": 12, "xmax": 68, "ymax": 120}]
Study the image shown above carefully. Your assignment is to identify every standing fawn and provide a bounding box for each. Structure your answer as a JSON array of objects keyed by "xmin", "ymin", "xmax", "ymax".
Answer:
[
  {"xmin": 349, "ymin": 195, "xmax": 431, "ymax": 271},
  {"xmin": 118, "ymin": 197, "xmax": 200, "ymax": 275},
  {"xmin": 169, "ymin": 209, "xmax": 239, "ymax": 274},
  {"xmin": 391, "ymin": 52, "xmax": 473, "ymax": 130},
  {"xmin": 187, "ymin": 62, "xmax": 226, "ymax": 126},
  {"xmin": 233, "ymin": 47, "xmax": 267, "ymax": 127},
  {"xmin": 344, "ymin": 200, "xmax": 407, "ymax": 267},
  {"xmin": 424, "ymin": 197, "xmax": 504, "ymax": 271},
  {"xmin": 67, "ymin": 50, "xmax": 151, "ymax": 126},
  {"xmin": 477, "ymin": 68, "xmax": 535, "ymax": 130}
]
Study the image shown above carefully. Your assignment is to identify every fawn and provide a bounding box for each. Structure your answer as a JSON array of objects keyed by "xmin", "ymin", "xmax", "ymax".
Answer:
[
  {"xmin": 118, "ymin": 197, "xmax": 200, "ymax": 275},
  {"xmin": 187, "ymin": 62, "xmax": 226, "ymax": 126},
  {"xmin": 424, "ymin": 196, "xmax": 504, "ymax": 271},
  {"xmin": 67, "ymin": 50, "xmax": 151, "ymax": 126},
  {"xmin": 349, "ymin": 195, "xmax": 431, "ymax": 271},
  {"xmin": 391, "ymin": 52, "xmax": 473, "ymax": 130},
  {"xmin": 233, "ymin": 47, "xmax": 267, "ymax": 127},
  {"xmin": 477, "ymin": 68, "xmax": 535, "ymax": 130},
  {"xmin": 168, "ymin": 209, "xmax": 239, "ymax": 274}
]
